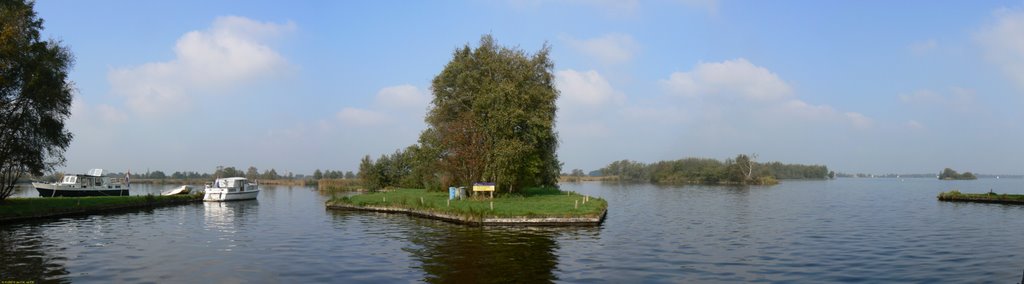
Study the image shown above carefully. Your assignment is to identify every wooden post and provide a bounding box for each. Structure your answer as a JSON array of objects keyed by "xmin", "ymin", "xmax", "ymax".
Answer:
[
  {"xmin": 490, "ymin": 201, "xmax": 493, "ymax": 211},
  {"xmin": 575, "ymin": 200, "xmax": 578, "ymax": 209},
  {"xmin": 420, "ymin": 197, "xmax": 424, "ymax": 205},
  {"xmin": 447, "ymin": 199, "xmax": 450, "ymax": 207}
]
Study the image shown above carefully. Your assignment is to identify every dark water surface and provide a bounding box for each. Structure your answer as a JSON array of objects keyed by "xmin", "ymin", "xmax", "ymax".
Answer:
[{"xmin": 2, "ymin": 179, "xmax": 1024, "ymax": 283}]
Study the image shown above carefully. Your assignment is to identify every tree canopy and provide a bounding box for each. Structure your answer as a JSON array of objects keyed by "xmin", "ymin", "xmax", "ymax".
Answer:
[
  {"xmin": 0, "ymin": 0, "xmax": 75, "ymax": 200},
  {"xmin": 939, "ymin": 168, "xmax": 977, "ymax": 180},
  {"xmin": 420, "ymin": 35, "xmax": 561, "ymax": 193},
  {"xmin": 357, "ymin": 35, "xmax": 562, "ymax": 193},
  {"xmin": 599, "ymin": 155, "xmax": 829, "ymax": 185}
]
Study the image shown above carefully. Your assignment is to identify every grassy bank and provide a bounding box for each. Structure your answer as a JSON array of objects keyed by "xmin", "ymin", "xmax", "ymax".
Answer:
[
  {"xmin": 937, "ymin": 190, "xmax": 1024, "ymax": 204},
  {"xmin": 0, "ymin": 194, "xmax": 202, "ymax": 223},
  {"xmin": 327, "ymin": 187, "xmax": 607, "ymax": 224}
]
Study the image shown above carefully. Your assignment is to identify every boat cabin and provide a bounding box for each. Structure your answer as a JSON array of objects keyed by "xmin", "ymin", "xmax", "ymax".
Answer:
[
  {"xmin": 58, "ymin": 169, "xmax": 124, "ymax": 189},
  {"xmin": 211, "ymin": 177, "xmax": 254, "ymax": 192}
]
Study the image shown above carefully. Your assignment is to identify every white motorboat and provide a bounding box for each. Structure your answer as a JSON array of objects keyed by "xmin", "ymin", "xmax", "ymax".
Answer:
[
  {"xmin": 33, "ymin": 169, "xmax": 129, "ymax": 197},
  {"xmin": 204, "ymin": 177, "xmax": 259, "ymax": 201}
]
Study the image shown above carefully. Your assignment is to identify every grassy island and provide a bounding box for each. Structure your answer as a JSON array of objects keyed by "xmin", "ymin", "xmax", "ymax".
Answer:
[
  {"xmin": 326, "ymin": 187, "xmax": 607, "ymax": 226},
  {"xmin": 937, "ymin": 190, "xmax": 1024, "ymax": 204},
  {"xmin": 0, "ymin": 194, "xmax": 202, "ymax": 224}
]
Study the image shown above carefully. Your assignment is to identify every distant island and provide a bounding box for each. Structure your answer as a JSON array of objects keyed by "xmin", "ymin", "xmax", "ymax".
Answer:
[
  {"xmin": 589, "ymin": 154, "xmax": 830, "ymax": 186},
  {"xmin": 939, "ymin": 168, "xmax": 978, "ymax": 180}
]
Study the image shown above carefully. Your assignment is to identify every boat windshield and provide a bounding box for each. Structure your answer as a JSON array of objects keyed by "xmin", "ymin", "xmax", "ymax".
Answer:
[{"xmin": 62, "ymin": 176, "xmax": 77, "ymax": 184}]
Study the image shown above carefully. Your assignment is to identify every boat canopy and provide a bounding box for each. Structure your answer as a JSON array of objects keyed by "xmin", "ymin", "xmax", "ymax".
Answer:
[
  {"xmin": 86, "ymin": 169, "xmax": 105, "ymax": 177},
  {"xmin": 214, "ymin": 177, "xmax": 249, "ymax": 188}
]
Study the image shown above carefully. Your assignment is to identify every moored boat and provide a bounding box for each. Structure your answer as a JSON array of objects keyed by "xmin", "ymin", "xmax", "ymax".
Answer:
[
  {"xmin": 204, "ymin": 177, "xmax": 259, "ymax": 201},
  {"xmin": 33, "ymin": 169, "xmax": 130, "ymax": 197},
  {"xmin": 161, "ymin": 185, "xmax": 192, "ymax": 196}
]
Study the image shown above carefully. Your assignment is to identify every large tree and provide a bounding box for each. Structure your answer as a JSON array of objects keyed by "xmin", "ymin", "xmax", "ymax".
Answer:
[
  {"xmin": 421, "ymin": 35, "xmax": 561, "ymax": 193},
  {"xmin": 0, "ymin": 0, "xmax": 75, "ymax": 201}
]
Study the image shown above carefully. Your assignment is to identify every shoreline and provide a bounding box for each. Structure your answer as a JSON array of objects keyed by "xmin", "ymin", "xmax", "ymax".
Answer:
[
  {"xmin": 937, "ymin": 190, "xmax": 1024, "ymax": 205},
  {"xmin": 0, "ymin": 195, "xmax": 202, "ymax": 224},
  {"xmin": 326, "ymin": 187, "xmax": 608, "ymax": 226},
  {"xmin": 326, "ymin": 203, "xmax": 607, "ymax": 226}
]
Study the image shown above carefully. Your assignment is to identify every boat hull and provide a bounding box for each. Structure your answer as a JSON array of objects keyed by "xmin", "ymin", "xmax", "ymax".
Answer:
[
  {"xmin": 35, "ymin": 187, "xmax": 129, "ymax": 197},
  {"xmin": 203, "ymin": 190, "xmax": 259, "ymax": 202}
]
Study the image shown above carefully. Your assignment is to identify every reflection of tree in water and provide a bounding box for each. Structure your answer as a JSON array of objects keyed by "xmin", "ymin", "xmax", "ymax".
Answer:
[
  {"xmin": 405, "ymin": 224, "xmax": 561, "ymax": 283},
  {"xmin": 0, "ymin": 225, "xmax": 70, "ymax": 283}
]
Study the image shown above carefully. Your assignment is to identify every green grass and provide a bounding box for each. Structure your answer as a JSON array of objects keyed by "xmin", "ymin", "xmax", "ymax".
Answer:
[
  {"xmin": 327, "ymin": 187, "xmax": 607, "ymax": 220},
  {"xmin": 938, "ymin": 190, "xmax": 1024, "ymax": 202},
  {"xmin": 0, "ymin": 194, "xmax": 201, "ymax": 219}
]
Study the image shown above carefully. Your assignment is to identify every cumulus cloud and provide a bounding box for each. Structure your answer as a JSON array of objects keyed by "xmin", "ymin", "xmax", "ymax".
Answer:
[
  {"xmin": 375, "ymin": 84, "xmax": 429, "ymax": 110},
  {"xmin": 661, "ymin": 58, "xmax": 871, "ymax": 129},
  {"xmin": 68, "ymin": 98, "xmax": 127, "ymax": 126},
  {"xmin": 109, "ymin": 16, "xmax": 296, "ymax": 115},
  {"xmin": 908, "ymin": 39, "xmax": 938, "ymax": 56},
  {"xmin": 336, "ymin": 107, "xmax": 388, "ymax": 127},
  {"xmin": 336, "ymin": 84, "xmax": 430, "ymax": 128},
  {"xmin": 899, "ymin": 87, "xmax": 977, "ymax": 112},
  {"xmin": 977, "ymin": 9, "xmax": 1024, "ymax": 90},
  {"xmin": 555, "ymin": 69, "xmax": 624, "ymax": 107},
  {"xmin": 564, "ymin": 33, "xmax": 639, "ymax": 65},
  {"xmin": 662, "ymin": 58, "xmax": 793, "ymax": 101},
  {"xmin": 906, "ymin": 120, "xmax": 925, "ymax": 130}
]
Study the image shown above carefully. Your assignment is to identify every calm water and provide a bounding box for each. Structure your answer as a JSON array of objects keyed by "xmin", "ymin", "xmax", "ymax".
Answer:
[{"xmin": 3, "ymin": 179, "xmax": 1024, "ymax": 283}]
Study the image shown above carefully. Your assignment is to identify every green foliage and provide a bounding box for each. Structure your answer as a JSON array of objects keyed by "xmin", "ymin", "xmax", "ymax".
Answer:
[
  {"xmin": 213, "ymin": 166, "xmax": 244, "ymax": 178},
  {"xmin": 421, "ymin": 35, "xmax": 561, "ymax": 193},
  {"xmin": 600, "ymin": 154, "xmax": 826, "ymax": 185},
  {"xmin": 937, "ymin": 168, "xmax": 974, "ymax": 179},
  {"xmin": 0, "ymin": 195, "xmax": 200, "ymax": 219},
  {"xmin": 938, "ymin": 190, "xmax": 1024, "ymax": 202},
  {"xmin": 328, "ymin": 187, "xmax": 606, "ymax": 219},
  {"xmin": 0, "ymin": 0, "xmax": 75, "ymax": 200}
]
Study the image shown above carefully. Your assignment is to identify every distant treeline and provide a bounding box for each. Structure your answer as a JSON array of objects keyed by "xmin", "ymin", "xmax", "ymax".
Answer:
[
  {"xmin": 597, "ymin": 154, "xmax": 830, "ymax": 185},
  {"xmin": 39, "ymin": 165, "xmax": 359, "ymax": 182}
]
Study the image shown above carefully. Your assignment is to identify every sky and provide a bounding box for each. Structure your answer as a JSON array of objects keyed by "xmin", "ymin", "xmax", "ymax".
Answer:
[{"xmin": 29, "ymin": 0, "xmax": 1024, "ymax": 175}]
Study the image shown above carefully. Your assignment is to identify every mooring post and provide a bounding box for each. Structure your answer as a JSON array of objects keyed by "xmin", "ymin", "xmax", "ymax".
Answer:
[
  {"xmin": 575, "ymin": 200, "xmax": 578, "ymax": 209},
  {"xmin": 490, "ymin": 201, "xmax": 493, "ymax": 210}
]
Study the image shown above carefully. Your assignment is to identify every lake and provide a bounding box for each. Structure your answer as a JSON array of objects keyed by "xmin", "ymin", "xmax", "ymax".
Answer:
[{"xmin": 2, "ymin": 178, "xmax": 1024, "ymax": 283}]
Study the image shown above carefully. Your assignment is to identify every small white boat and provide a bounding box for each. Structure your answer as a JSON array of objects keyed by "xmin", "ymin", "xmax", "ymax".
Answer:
[
  {"xmin": 33, "ymin": 169, "xmax": 129, "ymax": 197},
  {"xmin": 161, "ymin": 185, "xmax": 192, "ymax": 196},
  {"xmin": 204, "ymin": 177, "xmax": 259, "ymax": 201}
]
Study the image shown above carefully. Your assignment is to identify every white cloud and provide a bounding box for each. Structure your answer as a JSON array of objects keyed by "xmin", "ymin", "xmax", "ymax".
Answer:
[
  {"xmin": 845, "ymin": 112, "xmax": 873, "ymax": 129},
  {"xmin": 564, "ymin": 33, "xmax": 639, "ymax": 65},
  {"xmin": 676, "ymin": 0, "xmax": 719, "ymax": 15},
  {"xmin": 375, "ymin": 84, "xmax": 429, "ymax": 110},
  {"xmin": 906, "ymin": 120, "xmax": 925, "ymax": 130},
  {"xmin": 109, "ymin": 16, "xmax": 296, "ymax": 115},
  {"xmin": 908, "ymin": 39, "xmax": 938, "ymax": 56},
  {"xmin": 336, "ymin": 107, "xmax": 388, "ymax": 127},
  {"xmin": 899, "ymin": 87, "xmax": 977, "ymax": 112},
  {"xmin": 662, "ymin": 58, "xmax": 793, "ymax": 101},
  {"xmin": 336, "ymin": 84, "xmax": 430, "ymax": 128},
  {"xmin": 556, "ymin": 69, "xmax": 623, "ymax": 107},
  {"xmin": 977, "ymin": 9, "xmax": 1024, "ymax": 90}
]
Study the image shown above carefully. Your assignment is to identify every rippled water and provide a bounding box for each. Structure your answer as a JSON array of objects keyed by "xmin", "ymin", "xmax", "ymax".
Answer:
[{"xmin": 3, "ymin": 179, "xmax": 1024, "ymax": 283}]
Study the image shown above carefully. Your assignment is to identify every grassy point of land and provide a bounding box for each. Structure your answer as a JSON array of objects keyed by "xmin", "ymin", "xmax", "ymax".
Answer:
[
  {"xmin": 937, "ymin": 190, "xmax": 1024, "ymax": 204},
  {"xmin": 0, "ymin": 194, "xmax": 202, "ymax": 223},
  {"xmin": 327, "ymin": 187, "xmax": 607, "ymax": 224}
]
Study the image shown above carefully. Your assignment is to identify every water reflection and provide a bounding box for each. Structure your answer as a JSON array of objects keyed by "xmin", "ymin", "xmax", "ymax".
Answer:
[
  {"xmin": 404, "ymin": 223, "xmax": 572, "ymax": 283},
  {"xmin": 0, "ymin": 224, "xmax": 70, "ymax": 283},
  {"xmin": 203, "ymin": 200, "xmax": 259, "ymax": 231}
]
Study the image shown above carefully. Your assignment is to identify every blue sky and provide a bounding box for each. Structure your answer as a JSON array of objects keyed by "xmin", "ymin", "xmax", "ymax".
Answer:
[{"xmin": 32, "ymin": 0, "xmax": 1024, "ymax": 175}]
